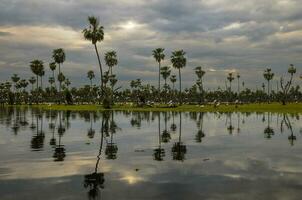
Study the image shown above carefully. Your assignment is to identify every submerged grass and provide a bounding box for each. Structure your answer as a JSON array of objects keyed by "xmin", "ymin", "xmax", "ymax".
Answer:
[{"xmin": 8, "ymin": 103, "xmax": 302, "ymax": 113}]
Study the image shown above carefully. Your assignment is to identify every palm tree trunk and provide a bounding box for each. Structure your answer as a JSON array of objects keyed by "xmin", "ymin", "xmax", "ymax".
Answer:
[
  {"xmin": 94, "ymin": 44, "xmax": 103, "ymax": 88},
  {"xmin": 178, "ymin": 69, "xmax": 182, "ymax": 104}
]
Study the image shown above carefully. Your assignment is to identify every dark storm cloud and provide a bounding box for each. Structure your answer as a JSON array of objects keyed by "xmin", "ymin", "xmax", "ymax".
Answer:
[{"xmin": 0, "ymin": 0, "xmax": 301, "ymax": 88}]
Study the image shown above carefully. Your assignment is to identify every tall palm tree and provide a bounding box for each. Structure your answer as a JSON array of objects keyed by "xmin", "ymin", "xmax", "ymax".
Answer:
[
  {"xmin": 49, "ymin": 62, "xmax": 57, "ymax": 89},
  {"xmin": 87, "ymin": 70, "xmax": 95, "ymax": 88},
  {"xmin": 104, "ymin": 51, "xmax": 118, "ymax": 75},
  {"xmin": 30, "ymin": 60, "xmax": 44, "ymax": 90},
  {"xmin": 52, "ymin": 48, "xmax": 65, "ymax": 92},
  {"xmin": 227, "ymin": 72, "xmax": 235, "ymax": 93},
  {"xmin": 83, "ymin": 16, "xmax": 104, "ymax": 87},
  {"xmin": 263, "ymin": 68, "xmax": 274, "ymax": 97},
  {"xmin": 152, "ymin": 48, "xmax": 165, "ymax": 92},
  {"xmin": 160, "ymin": 66, "xmax": 171, "ymax": 93},
  {"xmin": 195, "ymin": 66, "xmax": 206, "ymax": 103},
  {"xmin": 171, "ymin": 50, "xmax": 186, "ymax": 104},
  {"xmin": 170, "ymin": 75, "xmax": 177, "ymax": 91}
]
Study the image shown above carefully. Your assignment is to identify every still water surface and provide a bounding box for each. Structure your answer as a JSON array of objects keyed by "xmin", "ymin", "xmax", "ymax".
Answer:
[{"xmin": 0, "ymin": 107, "xmax": 302, "ymax": 200}]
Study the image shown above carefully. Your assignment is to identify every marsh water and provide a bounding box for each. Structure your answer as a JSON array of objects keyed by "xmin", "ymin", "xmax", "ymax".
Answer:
[{"xmin": 0, "ymin": 107, "xmax": 302, "ymax": 200}]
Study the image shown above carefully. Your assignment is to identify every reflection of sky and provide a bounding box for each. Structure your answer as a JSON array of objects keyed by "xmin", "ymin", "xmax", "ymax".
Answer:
[{"xmin": 0, "ymin": 109, "xmax": 302, "ymax": 199}]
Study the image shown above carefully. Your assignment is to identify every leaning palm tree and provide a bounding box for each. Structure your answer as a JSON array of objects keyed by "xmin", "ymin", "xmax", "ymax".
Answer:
[
  {"xmin": 30, "ymin": 60, "xmax": 44, "ymax": 90},
  {"xmin": 160, "ymin": 66, "xmax": 171, "ymax": 93},
  {"xmin": 87, "ymin": 70, "xmax": 95, "ymax": 88},
  {"xmin": 171, "ymin": 50, "xmax": 186, "ymax": 104},
  {"xmin": 104, "ymin": 51, "xmax": 118, "ymax": 75},
  {"xmin": 52, "ymin": 49, "xmax": 65, "ymax": 92},
  {"xmin": 152, "ymin": 48, "xmax": 165, "ymax": 92},
  {"xmin": 263, "ymin": 68, "xmax": 274, "ymax": 97},
  {"xmin": 49, "ymin": 62, "xmax": 57, "ymax": 89},
  {"xmin": 83, "ymin": 16, "xmax": 104, "ymax": 87}
]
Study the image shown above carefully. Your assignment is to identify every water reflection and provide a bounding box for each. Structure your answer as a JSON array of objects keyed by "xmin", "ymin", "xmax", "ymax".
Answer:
[
  {"xmin": 172, "ymin": 112, "xmax": 187, "ymax": 161},
  {"xmin": 0, "ymin": 107, "xmax": 302, "ymax": 200}
]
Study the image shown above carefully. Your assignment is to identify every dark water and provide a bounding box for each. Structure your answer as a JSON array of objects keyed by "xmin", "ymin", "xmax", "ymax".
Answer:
[{"xmin": 0, "ymin": 107, "xmax": 302, "ymax": 200}]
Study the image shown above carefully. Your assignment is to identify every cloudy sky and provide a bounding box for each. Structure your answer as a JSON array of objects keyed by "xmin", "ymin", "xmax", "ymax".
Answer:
[{"xmin": 0, "ymin": 0, "xmax": 301, "ymax": 90}]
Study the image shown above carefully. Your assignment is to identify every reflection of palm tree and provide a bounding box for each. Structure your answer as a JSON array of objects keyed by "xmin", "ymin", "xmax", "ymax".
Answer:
[
  {"xmin": 195, "ymin": 112, "xmax": 205, "ymax": 143},
  {"xmin": 53, "ymin": 111, "xmax": 66, "ymax": 161},
  {"xmin": 105, "ymin": 111, "xmax": 118, "ymax": 160},
  {"xmin": 154, "ymin": 113, "xmax": 165, "ymax": 161},
  {"xmin": 87, "ymin": 112, "xmax": 96, "ymax": 139},
  {"xmin": 170, "ymin": 111, "xmax": 177, "ymax": 133},
  {"xmin": 172, "ymin": 112, "xmax": 186, "ymax": 161},
  {"xmin": 264, "ymin": 112, "xmax": 274, "ymax": 139},
  {"xmin": 31, "ymin": 112, "xmax": 45, "ymax": 151},
  {"xmin": 84, "ymin": 114, "xmax": 106, "ymax": 200},
  {"xmin": 281, "ymin": 114, "xmax": 296, "ymax": 146},
  {"xmin": 49, "ymin": 110, "xmax": 57, "ymax": 146},
  {"xmin": 161, "ymin": 112, "xmax": 171, "ymax": 143},
  {"xmin": 226, "ymin": 113, "xmax": 234, "ymax": 135},
  {"xmin": 237, "ymin": 112, "xmax": 241, "ymax": 134}
]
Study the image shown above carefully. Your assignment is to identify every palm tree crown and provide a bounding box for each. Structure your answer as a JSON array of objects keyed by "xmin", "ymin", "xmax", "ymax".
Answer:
[
  {"xmin": 152, "ymin": 48, "xmax": 165, "ymax": 92},
  {"xmin": 52, "ymin": 49, "xmax": 65, "ymax": 68},
  {"xmin": 171, "ymin": 50, "xmax": 186, "ymax": 104},
  {"xmin": 105, "ymin": 51, "xmax": 118, "ymax": 75},
  {"xmin": 171, "ymin": 50, "xmax": 186, "ymax": 70},
  {"xmin": 83, "ymin": 16, "xmax": 104, "ymax": 45},
  {"xmin": 195, "ymin": 66, "xmax": 205, "ymax": 80}
]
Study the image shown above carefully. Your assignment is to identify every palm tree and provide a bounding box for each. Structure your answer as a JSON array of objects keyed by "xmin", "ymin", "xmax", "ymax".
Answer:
[
  {"xmin": 83, "ymin": 16, "xmax": 104, "ymax": 87},
  {"xmin": 11, "ymin": 74, "xmax": 20, "ymax": 92},
  {"xmin": 152, "ymin": 48, "xmax": 165, "ymax": 92},
  {"xmin": 280, "ymin": 64, "xmax": 296, "ymax": 105},
  {"xmin": 170, "ymin": 75, "xmax": 177, "ymax": 91},
  {"xmin": 227, "ymin": 72, "xmax": 235, "ymax": 93},
  {"xmin": 104, "ymin": 51, "xmax": 118, "ymax": 75},
  {"xmin": 263, "ymin": 68, "xmax": 274, "ymax": 97},
  {"xmin": 171, "ymin": 50, "xmax": 186, "ymax": 104},
  {"xmin": 49, "ymin": 62, "xmax": 57, "ymax": 89},
  {"xmin": 195, "ymin": 66, "xmax": 206, "ymax": 103},
  {"xmin": 38, "ymin": 69, "xmax": 45, "ymax": 90},
  {"xmin": 52, "ymin": 48, "xmax": 65, "ymax": 92},
  {"xmin": 160, "ymin": 66, "xmax": 171, "ymax": 93},
  {"xmin": 49, "ymin": 77, "xmax": 55, "ymax": 88},
  {"xmin": 29, "ymin": 77, "xmax": 36, "ymax": 91},
  {"xmin": 64, "ymin": 78, "xmax": 71, "ymax": 90},
  {"xmin": 87, "ymin": 70, "xmax": 95, "ymax": 88},
  {"xmin": 30, "ymin": 60, "xmax": 44, "ymax": 90},
  {"xmin": 58, "ymin": 73, "xmax": 66, "ymax": 90}
]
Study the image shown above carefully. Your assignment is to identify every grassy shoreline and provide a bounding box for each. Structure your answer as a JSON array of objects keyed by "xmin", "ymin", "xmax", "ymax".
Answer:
[{"xmin": 5, "ymin": 103, "xmax": 302, "ymax": 113}]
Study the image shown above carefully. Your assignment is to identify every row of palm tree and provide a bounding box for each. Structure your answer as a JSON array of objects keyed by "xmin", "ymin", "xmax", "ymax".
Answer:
[{"xmin": 0, "ymin": 15, "xmax": 301, "ymax": 106}]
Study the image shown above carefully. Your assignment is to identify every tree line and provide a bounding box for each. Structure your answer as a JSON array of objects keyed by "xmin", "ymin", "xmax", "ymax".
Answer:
[{"xmin": 0, "ymin": 16, "xmax": 301, "ymax": 106}]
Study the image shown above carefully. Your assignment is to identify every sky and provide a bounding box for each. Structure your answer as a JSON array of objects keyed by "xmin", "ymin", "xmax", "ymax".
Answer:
[{"xmin": 0, "ymin": 0, "xmax": 301, "ymax": 90}]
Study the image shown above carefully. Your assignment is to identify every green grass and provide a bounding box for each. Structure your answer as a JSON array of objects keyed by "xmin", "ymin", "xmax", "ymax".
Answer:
[{"xmin": 9, "ymin": 103, "xmax": 302, "ymax": 113}]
